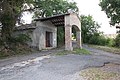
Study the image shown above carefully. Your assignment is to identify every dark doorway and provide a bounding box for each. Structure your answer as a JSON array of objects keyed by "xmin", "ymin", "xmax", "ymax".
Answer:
[{"xmin": 46, "ymin": 31, "xmax": 53, "ymax": 47}]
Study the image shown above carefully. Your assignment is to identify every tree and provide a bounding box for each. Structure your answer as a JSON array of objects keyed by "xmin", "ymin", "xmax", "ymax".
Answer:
[
  {"xmin": 80, "ymin": 15, "xmax": 101, "ymax": 43},
  {"xmin": 0, "ymin": 0, "xmax": 78, "ymax": 41},
  {"xmin": 0, "ymin": 0, "xmax": 34, "ymax": 42},
  {"xmin": 99, "ymin": 0, "xmax": 120, "ymax": 26},
  {"xmin": 34, "ymin": 0, "xmax": 78, "ymax": 17}
]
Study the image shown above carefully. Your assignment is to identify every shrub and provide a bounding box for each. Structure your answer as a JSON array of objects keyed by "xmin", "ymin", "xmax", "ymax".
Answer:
[
  {"xmin": 114, "ymin": 34, "xmax": 120, "ymax": 47},
  {"xmin": 15, "ymin": 34, "xmax": 31, "ymax": 43},
  {"xmin": 106, "ymin": 38, "xmax": 115, "ymax": 47},
  {"xmin": 98, "ymin": 36, "xmax": 107, "ymax": 46},
  {"xmin": 0, "ymin": 34, "xmax": 32, "ymax": 58},
  {"xmin": 88, "ymin": 33, "xmax": 107, "ymax": 46},
  {"xmin": 8, "ymin": 34, "xmax": 31, "ymax": 45},
  {"xmin": 88, "ymin": 35, "xmax": 99, "ymax": 45}
]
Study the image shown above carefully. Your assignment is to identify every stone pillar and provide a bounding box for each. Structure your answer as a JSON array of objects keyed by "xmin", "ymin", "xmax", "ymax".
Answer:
[
  {"xmin": 65, "ymin": 25, "xmax": 73, "ymax": 51},
  {"xmin": 76, "ymin": 31, "xmax": 82, "ymax": 48}
]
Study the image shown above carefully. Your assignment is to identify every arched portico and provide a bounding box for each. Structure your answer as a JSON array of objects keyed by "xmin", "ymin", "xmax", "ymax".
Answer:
[
  {"xmin": 35, "ymin": 13, "xmax": 82, "ymax": 51},
  {"xmin": 72, "ymin": 25, "xmax": 81, "ymax": 48},
  {"xmin": 65, "ymin": 13, "xmax": 82, "ymax": 50}
]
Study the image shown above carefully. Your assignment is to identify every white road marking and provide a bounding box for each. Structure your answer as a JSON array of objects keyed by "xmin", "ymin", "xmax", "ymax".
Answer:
[{"xmin": 0, "ymin": 55, "xmax": 51, "ymax": 71}]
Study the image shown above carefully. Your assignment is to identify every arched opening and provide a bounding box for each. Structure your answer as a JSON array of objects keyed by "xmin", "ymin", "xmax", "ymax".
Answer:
[
  {"xmin": 57, "ymin": 25, "xmax": 81, "ymax": 49},
  {"xmin": 72, "ymin": 25, "xmax": 81, "ymax": 48}
]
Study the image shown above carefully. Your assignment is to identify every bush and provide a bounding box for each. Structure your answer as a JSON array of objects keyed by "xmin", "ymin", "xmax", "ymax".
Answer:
[
  {"xmin": 88, "ymin": 35, "xmax": 99, "ymax": 45},
  {"xmin": 88, "ymin": 33, "xmax": 107, "ymax": 46},
  {"xmin": 106, "ymin": 38, "xmax": 115, "ymax": 47},
  {"xmin": 98, "ymin": 36, "xmax": 107, "ymax": 46},
  {"xmin": 15, "ymin": 34, "xmax": 31, "ymax": 43},
  {"xmin": 0, "ymin": 34, "xmax": 32, "ymax": 58},
  {"xmin": 114, "ymin": 34, "xmax": 120, "ymax": 47},
  {"xmin": 8, "ymin": 34, "xmax": 31, "ymax": 45}
]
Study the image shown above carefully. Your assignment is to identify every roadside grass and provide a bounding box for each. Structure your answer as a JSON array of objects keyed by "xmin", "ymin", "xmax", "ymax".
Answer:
[
  {"xmin": 56, "ymin": 48, "xmax": 90, "ymax": 55},
  {"xmin": 73, "ymin": 48, "xmax": 90, "ymax": 55},
  {"xmin": 80, "ymin": 68, "xmax": 120, "ymax": 80},
  {"xmin": 56, "ymin": 50, "xmax": 71, "ymax": 55},
  {"xmin": 89, "ymin": 45, "xmax": 120, "ymax": 54}
]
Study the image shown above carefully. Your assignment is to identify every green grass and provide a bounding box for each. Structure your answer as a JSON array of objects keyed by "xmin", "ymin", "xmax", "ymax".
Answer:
[
  {"xmin": 89, "ymin": 45, "xmax": 120, "ymax": 54},
  {"xmin": 73, "ymin": 48, "xmax": 91, "ymax": 55},
  {"xmin": 56, "ymin": 48, "xmax": 90, "ymax": 55},
  {"xmin": 56, "ymin": 50, "xmax": 70, "ymax": 55}
]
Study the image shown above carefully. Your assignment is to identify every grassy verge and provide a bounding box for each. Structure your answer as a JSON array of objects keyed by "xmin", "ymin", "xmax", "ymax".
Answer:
[
  {"xmin": 73, "ymin": 48, "xmax": 90, "ymax": 55},
  {"xmin": 56, "ymin": 48, "xmax": 90, "ymax": 56},
  {"xmin": 89, "ymin": 45, "xmax": 120, "ymax": 54}
]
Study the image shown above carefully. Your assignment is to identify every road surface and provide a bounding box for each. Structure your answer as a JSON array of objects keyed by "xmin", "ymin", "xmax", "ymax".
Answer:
[{"xmin": 0, "ymin": 46, "xmax": 120, "ymax": 80}]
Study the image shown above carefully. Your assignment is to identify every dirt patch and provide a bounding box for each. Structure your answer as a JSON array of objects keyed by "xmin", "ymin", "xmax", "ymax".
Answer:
[{"xmin": 80, "ymin": 63, "xmax": 120, "ymax": 80}]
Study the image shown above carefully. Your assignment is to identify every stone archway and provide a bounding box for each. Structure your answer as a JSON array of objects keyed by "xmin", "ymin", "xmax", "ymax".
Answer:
[
  {"xmin": 64, "ymin": 13, "xmax": 82, "ymax": 51},
  {"xmin": 35, "ymin": 13, "xmax": 82, "ymax": 51},
  {"xmin": 72, "ymin": 25, "xmax": 81, "ymax": 48}
]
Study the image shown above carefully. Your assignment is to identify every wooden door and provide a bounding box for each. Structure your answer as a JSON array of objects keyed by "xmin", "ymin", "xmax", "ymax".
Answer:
[{"xmin": 46, "ymin": 31, "xmax": 51, "ymax": 47}]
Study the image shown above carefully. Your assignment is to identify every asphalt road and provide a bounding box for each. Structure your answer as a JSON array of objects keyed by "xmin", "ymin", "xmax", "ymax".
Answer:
[{"xmin": 0, "ymin": 46, "xmax": 120, "ymax": 80}]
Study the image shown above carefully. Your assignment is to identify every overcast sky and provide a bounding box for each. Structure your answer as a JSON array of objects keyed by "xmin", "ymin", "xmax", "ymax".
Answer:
[{"xmin": 72, "ymin": 0, "xmax": 116, "ymax": 34}]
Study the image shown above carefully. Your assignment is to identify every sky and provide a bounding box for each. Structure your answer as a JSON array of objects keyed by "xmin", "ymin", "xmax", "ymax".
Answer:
[{"xmin": 72, "ymin": 0, "xmax": 116, "ymax": 34}]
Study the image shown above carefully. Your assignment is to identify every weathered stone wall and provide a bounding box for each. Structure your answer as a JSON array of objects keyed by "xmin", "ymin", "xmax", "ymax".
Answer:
[
  {"xmin": 70, "ymin": 14, "xmax": 81, "ymax": 30},
  {"xmin": 32, "ymin": 21, "xmax": 57, "ymax": 50},
  {"xmin": 14, "ymin": 21, "xmax": 57, "ymax": 50}
]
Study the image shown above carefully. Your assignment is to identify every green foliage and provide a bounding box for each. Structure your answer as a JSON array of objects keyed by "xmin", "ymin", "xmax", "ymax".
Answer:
[
  {"xmin": 9, "ymin": 34, "xmax": 31, "ymax": 45},
  {"xmin": 114, "ymin": 34, "xmax": 120, "ymax": 47},
  {"xmin": 56, "ymin": 50, "xmax": 69, "ymax": 55},
  {"xmin": 57, "ymin": 27, "xmax": 65, "ymax": 47},
  {"xmin": 80, "ymin": 15, "xmax": 116, "ymax": 46},
  {"xmin": 0, "ymin": 0, "xmax": 34, "ymax": 42},
  {"xmin": 80, "ymin": 15, "xmax": 101, "ymax": 43},
  {"xmin": 14, "ymin": 34, "xmax": 31, "ymax": 44},
  {"xmin": 0, "ymin": 34, "xmax": 31, "ymax": 58},
  {"xmin": 106, "ymin": 38, "xmax": 115, "ymax": 47},
  {"xmin": 0, "ymin": 0, "xmax": 78, "ymax": 48},
  {"xmin": 73, "ymin": 48, "xmax": 90, "ymax": 55},
  {"xmin": 88, "ymin": 33, "xmax": 107, "ymax": 46},
  {"xmin": 34, "ymin": 0, "xmax": 78, "ymax": 17},
  {"xmin": 56, "ymin": 48, "xmax": 90, "ymax": 56},
  {"xmin": 99, "ymin": 0, "xmax": 120, "ymax": 26}
]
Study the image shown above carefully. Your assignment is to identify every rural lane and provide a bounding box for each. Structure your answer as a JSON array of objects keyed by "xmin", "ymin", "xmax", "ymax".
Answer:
[{"xmin": 0, "ymin": 46, "xmax": 120, "ymax": 80}]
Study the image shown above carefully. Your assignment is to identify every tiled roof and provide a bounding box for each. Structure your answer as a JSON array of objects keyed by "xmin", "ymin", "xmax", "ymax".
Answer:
[
  {"xmin": 35, "ymin": 13, "xmax": 70, "ymax": 27},
  {"xmin": 15, "ymin": 23, "xmax": 36, "ymax": 31}
]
